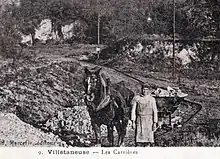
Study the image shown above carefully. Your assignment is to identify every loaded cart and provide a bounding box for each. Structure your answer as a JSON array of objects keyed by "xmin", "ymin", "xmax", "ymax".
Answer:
[{"xmin": 151, "ymin": 86, "xmax": 201, "ymax": 131}]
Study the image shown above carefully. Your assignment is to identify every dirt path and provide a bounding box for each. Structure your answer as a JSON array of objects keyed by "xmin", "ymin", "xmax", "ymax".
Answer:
[{"xmin": 42, "ymin": 54, "xmax": 180, "ymax": 93}]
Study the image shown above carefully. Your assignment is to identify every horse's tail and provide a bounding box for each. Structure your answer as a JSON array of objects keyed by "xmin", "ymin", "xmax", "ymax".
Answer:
[
  {"xmin": 112, "ymin": 81, "xmax": 135, "ymax": 118},
  {"xmin": 116, "ymin": 86, "xmax": 134, "ymax": 120},
  {"xmin": 126, "ymin": 90, "xmax": 135, "ymax": 120}
]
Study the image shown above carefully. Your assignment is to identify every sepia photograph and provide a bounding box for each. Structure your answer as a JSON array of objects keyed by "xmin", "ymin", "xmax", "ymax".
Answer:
[{"xmin": 0, "ymin": 0, "xmax": 220, "ymax": 151}]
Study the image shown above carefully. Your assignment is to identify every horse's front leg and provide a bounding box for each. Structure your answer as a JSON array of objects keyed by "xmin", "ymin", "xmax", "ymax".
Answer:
[
  {"xmin": 107, "ymin": 125, "xmax": 114, "ymax": 147},
  {"xmin": 92, "ymin": 122, "xmax": 101, "ymax": 147}
]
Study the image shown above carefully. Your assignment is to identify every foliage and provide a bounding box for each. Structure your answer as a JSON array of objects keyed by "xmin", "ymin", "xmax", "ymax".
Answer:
[
  {"xmin": 175, "ymin": 0, "xmax": 220, "ymax": 39},
  {"xmin": 47, "ymin": 0, "xmax": 83, "ymax": 39},
  {"xmin": 84, "ymin": 12, "xmax": 116, "ymax": 44},
  {"xmin": 0, "ymin": 8, "xmax": 22, "ymax": 59},
  {"xmin": 1, "ymin": 0, "xmax": 220, "ymax": 46}
]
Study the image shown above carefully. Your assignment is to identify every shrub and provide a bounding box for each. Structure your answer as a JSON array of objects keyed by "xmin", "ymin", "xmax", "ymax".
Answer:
[{"xmin": 0, "ymin": 14, "xmax": 22, "ymax": 60}]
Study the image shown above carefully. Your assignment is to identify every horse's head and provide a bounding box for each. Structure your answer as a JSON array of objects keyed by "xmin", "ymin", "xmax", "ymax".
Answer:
[{"xmin": 84, "ymin": 67, "xmax": 102, "ymax": 103}]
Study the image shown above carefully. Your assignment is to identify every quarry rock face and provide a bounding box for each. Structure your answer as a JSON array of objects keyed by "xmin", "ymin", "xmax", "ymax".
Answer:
[
  {"xmin": 101, "ymin": 38, "xmax": 200, "ymax": 68},
  {"xmin": 0, "ymin": 52, "xmax": 98, "ymax": 146},
  {"xmin": 0, "ymin": 53, "xmax": 93, "ymax": 139},
  {"xmin": 20, "ymin": 19, "xmax": 85, "ymax": 45},
  {"xmin": 15, "ymin": 60, "xmax": 84, "ymax": 124}
]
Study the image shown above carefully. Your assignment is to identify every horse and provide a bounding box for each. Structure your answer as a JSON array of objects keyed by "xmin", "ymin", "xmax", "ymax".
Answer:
[{"xmin": 83, "ymin": 67, "xmax": 134, "ymax": 147}]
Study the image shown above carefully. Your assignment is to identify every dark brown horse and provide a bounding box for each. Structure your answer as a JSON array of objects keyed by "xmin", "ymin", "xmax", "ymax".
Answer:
[{"xmin": 83, "ymin": 67, "xmax": 134, "ymax": 146}]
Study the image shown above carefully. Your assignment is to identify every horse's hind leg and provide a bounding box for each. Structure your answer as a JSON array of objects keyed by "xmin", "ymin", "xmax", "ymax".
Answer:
[
  {"xmin": 115, "ymin": 121, "xmax": 123, "ymax": 147},
  {"xmin": 107, "ymin": 125, "xmax": 114, "ymax": 147},
  {"xmin": 120, "ymin": 118, "xmax": 129, "ymax": 146},
  {"xmin": 115, "ymin": 118, "xmax": 129, "ymax": 147}
]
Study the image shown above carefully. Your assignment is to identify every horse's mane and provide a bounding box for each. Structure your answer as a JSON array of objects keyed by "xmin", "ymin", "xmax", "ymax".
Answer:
[
  {"xmin": 100, "ymin": 72, "xmax": 108, "ymax": 88},
  {"xmin": 99, "ymin": 72, "xmax": 110, "ymax": 102}
]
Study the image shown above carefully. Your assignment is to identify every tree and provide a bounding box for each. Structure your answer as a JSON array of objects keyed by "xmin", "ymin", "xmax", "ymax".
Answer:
[
  {"xmin": 47, "ymin": 0, "xmax": 83, "ymax": 41},
  {"xmin": 9, "ymin": 0, "xmax": 45, "ymax": 45},
  {"xmin": 0, "ymin": 4, "xmax": 22, "ymax": 60}
]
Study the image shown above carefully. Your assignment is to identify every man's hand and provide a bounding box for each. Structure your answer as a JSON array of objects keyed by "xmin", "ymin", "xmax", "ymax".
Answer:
[
  {"xmin": 152, "ymin": 123, "xmax": 157, "ymax": 132},
  {"xmin": 132, "ymin": 121, "xmax": 136, "ymax": 129},
  {"xmin": 128, "ymin": 120, "xmax": 132, "ymax": 127},
  {"xmin": 128, "ymin": 120, "xmax": 135, "ymax": 129}
]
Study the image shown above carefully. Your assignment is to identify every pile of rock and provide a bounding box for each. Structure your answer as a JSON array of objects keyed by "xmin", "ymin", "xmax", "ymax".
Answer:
[
  {"xmin": 153, "ymin": 86, "xmax": 188, "ymax": 98},
  {"xmin": 0, "ymin": 113, "xmax": 67, "ymax": 147}
]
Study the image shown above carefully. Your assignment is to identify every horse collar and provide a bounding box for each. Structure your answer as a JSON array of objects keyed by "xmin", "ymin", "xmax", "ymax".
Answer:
[{"xmin": 86, "ymin": 93, "xmax": 95, "ymax": 101}]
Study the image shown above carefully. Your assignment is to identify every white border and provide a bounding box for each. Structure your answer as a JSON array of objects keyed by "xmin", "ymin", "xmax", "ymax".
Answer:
[{"xmin": 0, "ymin": 147, "xmax": 219, "ymax": 159}]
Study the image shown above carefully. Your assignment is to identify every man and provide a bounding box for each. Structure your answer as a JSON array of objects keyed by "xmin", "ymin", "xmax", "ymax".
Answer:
[{"xmin": 131, "ymin": 83, "xmax": 158, "ymax": 147}]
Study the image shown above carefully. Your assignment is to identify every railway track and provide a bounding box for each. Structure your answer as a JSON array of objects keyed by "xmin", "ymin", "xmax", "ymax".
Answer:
[{"xmin": 179, "ymin": 99, "xmax": 202, "ymax": 125}]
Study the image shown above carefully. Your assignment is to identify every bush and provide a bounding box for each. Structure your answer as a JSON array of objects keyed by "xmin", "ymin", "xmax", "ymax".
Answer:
[{"xmin": 0, "ymin": 15, "xmax": 22, "ymax": 60}]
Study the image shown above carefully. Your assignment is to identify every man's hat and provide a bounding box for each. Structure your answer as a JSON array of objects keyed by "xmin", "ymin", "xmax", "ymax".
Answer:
[{"xmin": 141, "ymin": 83, "xmax": 150, "ymax": 90}]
